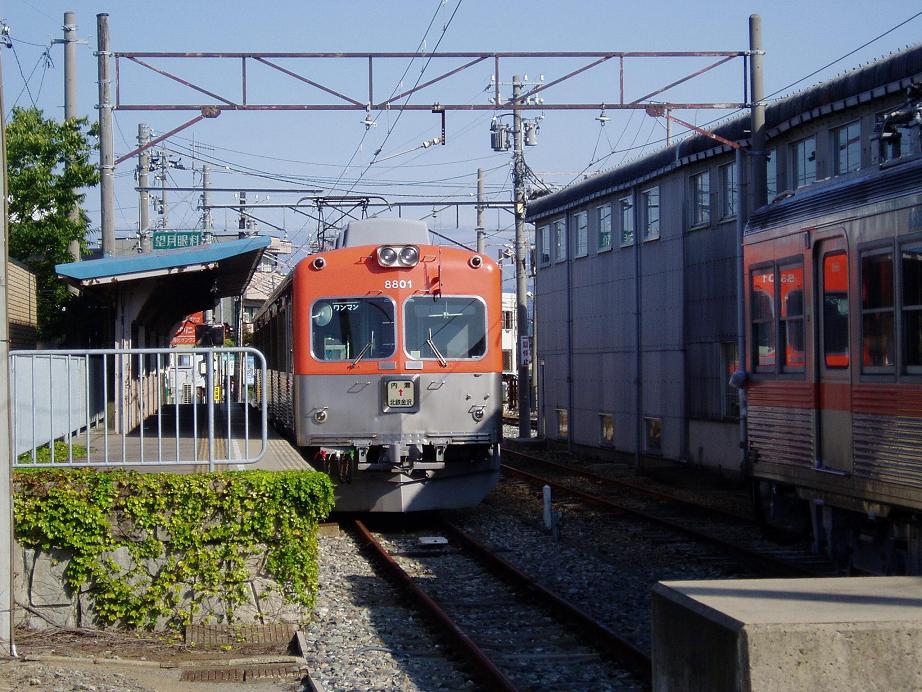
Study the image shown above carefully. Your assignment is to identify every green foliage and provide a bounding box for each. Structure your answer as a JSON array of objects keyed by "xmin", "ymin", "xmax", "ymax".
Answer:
[
  {"xmin": 6, "ymin": 107, "xmax": 99, "ymax": 338},
  {"xmin": 13, "ymin": 469, "xmax": 335, "ymax": 629},
  {"xmin": 17, "ymin": 440, "xmax": 88, "ymax": 463}
]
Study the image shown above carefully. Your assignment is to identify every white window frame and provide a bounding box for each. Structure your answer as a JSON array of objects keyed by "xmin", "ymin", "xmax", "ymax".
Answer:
[
  {"xmin": 539, "ymin": 224, "xmax": 551, "ymax": 266},
  {"xmin": 720, "ymin": 163, "xmax": 737, "ymax": 219},
  {"xmin": 832, "ymin": 120, "xmax": 861, "ymax": 176},
  {"xmin": 553, "ymin": 219, "xmax": 567, "ymax": 263},
  {"xmin": 573, "ymin": 211, "xmax": 588, "ymax": 258},
  {"xmin": 642, "ymin": 186, "xmax": 660, "ymax": 241},
  {"xmin": 619, "ymin": 195, "xmax": 634, "ymax": 247},
  {"xmin": 597, "ymin": 204, "xmax": 612, "ymax": 252},
  {"xmin": 791, "ymin": 135, "xmax": 816, "ymax": 188},
  {"xmin": 690, "ymin": 171, "xmax": 710, "ymax": 227}
]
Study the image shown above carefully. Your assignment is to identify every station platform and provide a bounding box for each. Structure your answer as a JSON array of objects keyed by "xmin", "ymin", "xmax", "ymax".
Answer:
[{"xmin": 652, "ymin": 576, "xmax": 922, "ymax": 691}]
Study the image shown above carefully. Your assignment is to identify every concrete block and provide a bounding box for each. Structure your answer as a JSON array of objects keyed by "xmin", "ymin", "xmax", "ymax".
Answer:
[
  {"xmin": 652, "ymin": 577, "xmax": 922, "ymax": 692},
  {"xmin": 252, "ymin": 577, "xmax": 308, "ymax": 625},
  {"xmin": 29, "ymin": 550, "xmax": 72, "ymax": 607}
]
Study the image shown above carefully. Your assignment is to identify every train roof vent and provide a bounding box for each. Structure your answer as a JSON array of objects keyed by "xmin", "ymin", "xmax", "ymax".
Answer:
[{"xmin": 336, "ymin": 219, "xmax": 431, "ymax": 248}]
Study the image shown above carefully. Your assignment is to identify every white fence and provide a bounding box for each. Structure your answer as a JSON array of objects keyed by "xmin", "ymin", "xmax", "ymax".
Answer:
[{"xmin": 11, "ymin": 347, "xmax": 267, "ymax": 470}]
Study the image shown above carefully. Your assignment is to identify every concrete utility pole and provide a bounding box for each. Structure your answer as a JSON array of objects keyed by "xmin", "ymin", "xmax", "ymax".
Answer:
[
  {"xmin": 748, "ymin": 14, "xmax": 766, "ymax": 211},
  {"xmin": 160, "ymin": 148, "xmax": 168, "ymax": 229},
  {"xmin": 96, "ymin": 13, "xmax": 115, "ymax": 256},
  {"xmin": 476, "ymin": 167, "xmax": 485, "ymax": 255},
  {"xmin": 512, "ymin": 75, "xmax": 531, "ymax": 440},
  {"xmin": 201, "ymin": 164, "xmax": 212, "ymax": 243},
  {"xmin": 63, "ymin": 11, "xmax": 81, "ymax": 262},
  {"xmin": 137, "ymin": 124, "xmax": 151, "ymax": 253},
  {"xmin": 0, "ymin": 24, "xmax": 15, "ymax": 657}
]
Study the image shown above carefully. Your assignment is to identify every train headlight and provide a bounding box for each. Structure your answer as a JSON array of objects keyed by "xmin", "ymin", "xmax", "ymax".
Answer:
[
  {"xmin": 377, "ymin": 245, "xmax": 420, "ymax": 268},
  {"xmin": 469, "ymin": 255, "xmax": 483, "ymax": 269},
  {"xmin": 377, "ymin": 246, "xmax": 398, "ymax": 266},
  {"xmin": 398, "ymin": 245, "xmax": 420, "ymax": 267}
]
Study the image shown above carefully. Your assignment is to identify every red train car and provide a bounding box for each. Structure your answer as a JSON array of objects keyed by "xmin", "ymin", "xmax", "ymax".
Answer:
[
  {"xmin": 254, "ymin": 218, "xmax": 502, "ymax": 511},
  {"xmin": 743, "ymin": 109, "xmax": 922, "ymax": 573}
]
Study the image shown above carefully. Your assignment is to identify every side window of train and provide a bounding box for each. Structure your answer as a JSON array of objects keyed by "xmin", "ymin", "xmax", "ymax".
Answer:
[
  {"xmin": 750, "ymin": 266, "xmax": 776, "ymax": 372},
  {"xmin": 903, "ymin": 244, "xmax": 922, "ymax": 371},
  {"xmin": 779, "ymin": 262, "xmax": 805, "ymax": 371},
  {"xmin": 861, "ymin": 249, "xmax": 895, "ymax": 370},
  {"xmin": 822, "ymin": 252, "xmax": 850, "ymax": 368}
]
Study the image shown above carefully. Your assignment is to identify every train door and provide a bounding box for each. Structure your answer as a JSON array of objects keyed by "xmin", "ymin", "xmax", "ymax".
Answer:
[{"xmin": 816, "ymin": 239, "xmax": 852, "ymax": 473}]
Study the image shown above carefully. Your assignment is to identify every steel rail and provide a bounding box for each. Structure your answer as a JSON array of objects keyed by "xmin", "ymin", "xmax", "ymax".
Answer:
[
  {"xmin": 436, "ymin": 518, "xmax": 653, "ymax": 681},
  {"xmin": 502, "ymin": 447, "xmax": 755, "ymax": 526},
  {"xmin": 351, "ymin": 519, "xmax": 518, "ymax": 692},
  {"xmin": 499, "ymin": 463, "xmax": 820, "ymax": 578}
]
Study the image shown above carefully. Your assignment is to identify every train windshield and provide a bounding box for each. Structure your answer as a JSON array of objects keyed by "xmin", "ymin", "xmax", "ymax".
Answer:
[
  {"xmin": 404, "ymin": 296, "xmax": 487, "ymax": 360},
  {"xmin": 311, "ymin": 297, "xmax": 395, "ymax": 361}
]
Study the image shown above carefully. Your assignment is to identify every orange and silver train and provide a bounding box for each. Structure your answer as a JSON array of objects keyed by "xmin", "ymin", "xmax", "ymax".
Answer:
[
  {"xmin": 253, "ymin": 218, "xmax": 502, "ymax": 511},
  {"xmin": 743, "ymin": 111, "xmax": 922, "ymax": 573}
]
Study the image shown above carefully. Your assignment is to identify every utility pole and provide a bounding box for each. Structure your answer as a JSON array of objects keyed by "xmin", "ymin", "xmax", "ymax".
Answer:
[
  {"xmin": 0, "ymin": 22, "xmax": 15, "ymax": 657},
  {"xmin": 238, "ymin": 191, "xmax": 248, "ymax": 237},
  {"xmin": 63, "ymin": 11, "xmax": 81, "ymax": 262},
  {"xmin": 748, "ymin": 14, "xmax": 766, "ymax": 211},
  {"xmin": 160, "ymin": 148, "xmax": 168, "ymax": 229},
  {"xmin": 476, "ymin": 167, "xmax": 485, "ymax": 255},
  {"xmin": 201, "ymin": 164, "xmax": 212, "ymax": 243},
  {"xmin": 96, "ymin": 13, "xmax": 115, "ymax": 256},
  {"xmin": 137, "ymin": 124, "xmax": 151, "ymax": 253},
  {"xmin": 512, "ymin": 75, "xmax": 531, "ymax": 440}
]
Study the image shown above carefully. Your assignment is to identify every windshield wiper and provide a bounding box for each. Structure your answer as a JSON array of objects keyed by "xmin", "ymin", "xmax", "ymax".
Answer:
[
  {"xmin": 426, "ymin": 328, "xmax": 447, "ymax": 367},
  {"xmin": 350, "ymin": 340, "xmax": 373, "ymax": 368}
]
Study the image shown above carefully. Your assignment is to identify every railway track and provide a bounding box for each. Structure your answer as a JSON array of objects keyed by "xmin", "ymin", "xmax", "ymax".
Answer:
[
  {"xmin": 352, "ymin": 518, "xmax": 651, "ymax": 691},
  {"xmin": 500, "ymin": 449, "xmax": 837, "ymax": 578}
]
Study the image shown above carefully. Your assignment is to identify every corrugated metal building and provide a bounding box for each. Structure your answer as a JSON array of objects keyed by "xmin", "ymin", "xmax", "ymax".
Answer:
[{"xmin": 527, "ymin": 44, "xmax": 922, "ymax": 471}]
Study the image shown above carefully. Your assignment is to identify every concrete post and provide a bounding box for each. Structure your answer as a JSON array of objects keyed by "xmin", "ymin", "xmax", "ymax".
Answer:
[
  {"xmin": 160, "ymin": 149, "xmax": 168, "ymax": 229},
  {"xmin": 476, "ymin": 167, "xmax": 485, "ymax": 255},
  {"xmin": 749, "ymin": 14, "xmax": 766, "ymax": 211},
  {"xmin": 138, "ymin": 124, "xmax": 151, "ymax": 253},
  {"xmin": 96, "ymin": 14, "xmax": 115, "ymax": 256},
  {"xmin": 64, "ymin": 11, "xmax": 81, "ymax": 262},
  {"xmin": 513, "ymin": 76, "xmax": 531, "ymax": 439}
]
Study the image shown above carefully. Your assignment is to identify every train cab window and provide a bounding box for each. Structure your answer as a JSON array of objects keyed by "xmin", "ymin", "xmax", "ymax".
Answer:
[
  {"xmin": 751, "ymin": 268, "xmax": 776, "ymax": 371},
  {"xmin": 902, "ymin": 245, "xmax": 922, "ymax": 370},
  {"xmin": 310, "ymin": 297, "xmax": 395, "ymax": 362},
  {"xmin": 779, "ymin": 264, "xmax": 805, "ymax": 371},
  {"xmin": 861, "ymin": 251, "xmax": 895, "ymax": 369},
  {"xmin": 822, "ymin": 253, "xmax": 850, "ymax": 368},
  {"xmin": 404, "ymin": 296, "xmax": 486, "ymax": 360}
]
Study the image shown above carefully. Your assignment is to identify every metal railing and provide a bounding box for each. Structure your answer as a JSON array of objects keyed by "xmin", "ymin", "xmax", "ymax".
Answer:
[{"xmin": 11, "ymin": 347, "xmax": 267, "ymax": 470}]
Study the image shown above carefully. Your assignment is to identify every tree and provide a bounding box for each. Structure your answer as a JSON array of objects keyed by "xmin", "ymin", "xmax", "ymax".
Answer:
[{"xmin": 5, "ymin": 107, "xmax": 98, "ymax": 339}]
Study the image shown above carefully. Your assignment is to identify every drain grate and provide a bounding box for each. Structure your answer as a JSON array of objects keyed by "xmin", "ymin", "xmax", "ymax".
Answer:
[
  {"xmin": 185, "ymin": 623, "xmax": 296, "ymax": 647},
  {"xmin": 180, "ymin": 663, "xmax": 304, "ymax": 682}
]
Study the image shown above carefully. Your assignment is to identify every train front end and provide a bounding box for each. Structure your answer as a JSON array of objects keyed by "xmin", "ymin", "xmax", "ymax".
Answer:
[{"xmin": 292, "ymin": 219, "xmax": 502, "ymax": 511}]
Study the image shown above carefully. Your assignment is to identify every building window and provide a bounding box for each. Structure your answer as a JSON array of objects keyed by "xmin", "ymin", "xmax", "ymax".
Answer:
[
  {"xmin": 902, "ymin": 245, "xmax": 922, "ymax": 370},
  {"xmin": 502, "ymin": 310, "xmax": 514, "ymax": 331},
  {"xmin": 619, "ymin": 196, "xmax": 634, "ymax": 246},
  {"xmin": 539, "ymin": 225, "xmax": 551, "ymax": 265},
  {"xmin": 720, "ymin": 163, "xmax": 737, "ymax": 218},
  {"xmin": 644, "ymin": 417, "xmax": 662, "ymax": 454},
  {"xmin": 766, "ymin": 147, "xmax": 777, "ymax": 201},
  {"xmin": 554, "ymin": 219, "xmax": 566, "ymax": 262},
  {"xmin": 642, "ymin": 187, "xmax": 660, "ymax": 241},
  {"xmin": 721, "ymin": 342, "xmax": 740, "ymax": 419},
  {"xmin": 597, "ymin": 204, "xmax": 612, "ymax": 252},
  {"xmin": 791, "ymin": 136, "xmax": 816, "ymax": 188},
  {"xmin": 779, "ymin": 263, "xmax": 805, "ymax": 371},
  {"xmin": 599, "ymin": 413, "xmax": 614, "ymax": 445},
  {"xmin": 573, "ymin": 211, "xmax": 588, "ymax": 258},
  {"xmin": 877, "ymin": 111, "xmax": 920, "ymax": 162},
  {"xmin": 822, "ymin": 252, "xmax": 850, "ymax": 369},
  {"xmin": 832, "ymin": 121, "xmax": 861, "ymax": 175},
  {"xmin": 556, "ymin": 409, "xmax": 569, "ymax": 438},
  {"xmin": 690, "ymin": 172, "xmax": 710, "ymax": 226},
  {"xmin": 502, "ymin": 350, "xmax": 513, "ymax": 372},
  {"xmin": 751, "ymin": 267, "xmax": 776, "ymax": 371},
  {"xmin": 861, "ymin": 250, "xmax": 894, "ymax": 370}
]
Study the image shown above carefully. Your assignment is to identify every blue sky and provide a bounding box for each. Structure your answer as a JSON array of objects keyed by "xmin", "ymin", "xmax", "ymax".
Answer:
[{"xmin": 4, "ymin": 0, "xmax": 922, "ymax": 283}]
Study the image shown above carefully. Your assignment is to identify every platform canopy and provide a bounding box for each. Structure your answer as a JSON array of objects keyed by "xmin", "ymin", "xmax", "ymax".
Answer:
[{"xmin": 56, "ymin": 235, "xmax": 271, "ymax": 342}]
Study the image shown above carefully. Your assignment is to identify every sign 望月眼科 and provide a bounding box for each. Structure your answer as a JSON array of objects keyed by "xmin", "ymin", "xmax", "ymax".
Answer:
[{"xmin": 153, "ymin": 230, "xmax": 203, "ymax": 250}]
